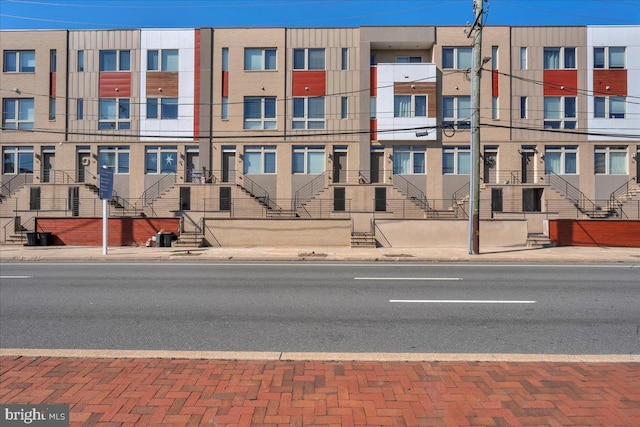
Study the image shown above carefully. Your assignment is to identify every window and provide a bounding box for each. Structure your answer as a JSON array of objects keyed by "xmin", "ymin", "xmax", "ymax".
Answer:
[
  {"xmin": 99, "ymin": 50, "xmax": 130, "ymax": 72},
  {"xmin": 594, "ymin": 47, "xmax": 625, "ymax": 69},
  {"xmin": 545, "ymin": 146, "xmax": 577, "ymax": 175},
  {"xmin": 244, "ymin": 48, "xmax": 276, "ymax": 71},
  {"xmin": 595, "ymin": 96, "xmax": 626, "ymax": 119},
  {"xmin": 595, "ymin": 146, "xmax": 627, "ymax": 175},
  {"xmin": 394, "ymin": 95, "xmax": 427, "ymax": 117},
  {"xmin": 491, "ymin": 46, "xmax": 498, "ymax": 69},
  {"xmin": 222, "ymin": 48, "xmax": 229, "ymax": 71},
  {"xmin": 442, "ymin": 47, "xmax": 472, "ymax": 69},
  {"xmin": 520, "ymin": 97, "xmax": 527, "ymax": 119},
  {"xmin": 147, "ymin": 49, "xmax": 179, "ymax": 72},
  {"xmin": 341, "ymin": 97, "xmax": 348, "ymax": 119},
  {"xmin": 443, "ymin": 147, "xmax": 470, "ymax": 175},
  {"xmin": 147, "ymin": 98, "xmax": 178, "ymax": 119},
  {"xmin": 341, "ymin": 48, "xmax": 349, "ymax": 70},
  {"xmin": 77, "ymin": 99, "xmax": 84, "ymax": 120},
  {"xmin": 397, "ymin": 56, "xmax": 422, "ymax": 63},
  {"xmin": 293, "ymin": 97, "xmax": 325, "ymax": 129},
  {"xmin": 221, "ymin": 97, "xmax": 229, "ymax": 119},
  {"xmin": 50, "ymin": 49, "xmax": 57, "ymax": 72},
  {"xmin": 99, "ymin": 98, "xmax": 130, "ymax": 130},
  {"xmin": 3, "ymin": 50, "xmax": 35, "ymax": 72},
  {"xmin": 2, "ymin": 98, "xmax": 34, "ymax": 130},
  {"xmin": 544, "ymin": 96, "xmax": 576, "ymax": 129},
  {"xmin": 244, "ymin": 97, "xmax": 276, "ymax": 129},
  {"xmin": 2, "ymin": 146, "xmax": 34, "ymax": 174},
  {"xmin": 393, "ymin": 146, "xmax": 425, "ymax": 175},
  {"xmin": 520, "ymin": 47, "xmax": 527, "ymax": 70},
  {"xmin": 292, "ymin": 146, "xmax": 325, "ymax": 174},
  {"xmin": 77, "ymin": 50, "xmax": 84, "ymax": 72},
  {"xmin": 49, "ymin": 98, "xmax": 56, "ymax": 120},
  {"xmin": 492, "ymin": 97, "xmax": 499, "ymax": 120},
  {"xmin": 443, "ymin": 96, "xmax": 471, "ymax": 129},
  {"xmin": 543, "ymin": 47, "xmax": 576, "ymax": 69},
  {"xmin": 98, "ymin": 146, "xmax": 130, "ymax": 174},
  {"xmin": 370, "ymin": 97, "xmax": 376, "ymax": 119},
  {"xmin": 293, "ymin": 48, "xmax": 325, "ymax": 70},
  {"xmin": 145, "ymin": 146, "xmax": 178, "ymax": 174},
  {"xmin": 244, "ymin": 145, "xmax": 276, "ymax": 174}
]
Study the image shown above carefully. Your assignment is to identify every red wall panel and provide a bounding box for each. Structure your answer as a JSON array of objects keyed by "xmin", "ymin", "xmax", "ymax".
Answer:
[
  {"xmin": 549, "ymin": 220, "xmax": 640, "ymax": 247},
  {"xmin": 543, "ymin": 70, "xmax": 578, "ymax": 96},
  {"xmin": 370, "ymin": 119, "xmax": 377, "ymax": 141},
  {"xmin": 292, "ymin": 71, "xmax": 326, "ymax": 96},
  {"xmin": 222, "ymin": 71, "xmax": 229, "ymax": 97},
  {"xmin": 492, "ymin": 69, "xmax": 499, "ymax": 97},
  {"xmin": 370, "ymin": 67, "xmax": 377, "ymax": 96},
  {"xmin": 36, "ymin": 218, "xmax": 180, "ymax": 246},
  {"xmin": 50, "ymin": 72, "xmax": 56, "ymax": 97},
  {"xmin": 99, "ymin": 72, "xmax": 132, "ymax": 98},
  {"xmin": 593, "ymin": 69, "xmax": 627, "ymax": 96}
]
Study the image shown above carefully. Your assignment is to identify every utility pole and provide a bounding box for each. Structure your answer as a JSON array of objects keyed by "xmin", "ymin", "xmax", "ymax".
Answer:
[{"xmin": 468, "ymin": 0, "xmax": 484, "ymax": 254}]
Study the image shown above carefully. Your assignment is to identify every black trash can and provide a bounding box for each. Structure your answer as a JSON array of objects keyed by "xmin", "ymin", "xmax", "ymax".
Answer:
[
  {"xmin": 156, "ymin": 232, "xmax": 164, "ymax": 247},
  {"xmin": 160, "ymin": 232, "xmax": 173, "ymax": 248},
  {"xmin": 39, "ymin": 232, "xmax": 52, "ymax": 246},
  {"xmin": 26, "ymin": 232, "xmax": 39, "ymax": 246}
]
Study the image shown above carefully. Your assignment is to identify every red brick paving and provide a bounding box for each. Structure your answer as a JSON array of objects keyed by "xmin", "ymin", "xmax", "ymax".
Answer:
[{"xmin": 1, "ymin": 356, "xmax": 639, "ymax": 426}]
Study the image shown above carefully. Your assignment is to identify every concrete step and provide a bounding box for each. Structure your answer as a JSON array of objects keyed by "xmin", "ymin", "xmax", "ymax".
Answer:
[
  {"xmin": 351, "ymin": 232, "xmax": 377, "ymax": 248},
  {"xmin": 526, "ymin": 233, "xmax": 554, "ymax": 248}
]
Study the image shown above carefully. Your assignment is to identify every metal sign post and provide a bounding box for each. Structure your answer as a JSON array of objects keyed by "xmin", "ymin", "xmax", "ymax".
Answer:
[{"xmin": 99, "ymin": 166, "xmax": 114, "ymax": 255}]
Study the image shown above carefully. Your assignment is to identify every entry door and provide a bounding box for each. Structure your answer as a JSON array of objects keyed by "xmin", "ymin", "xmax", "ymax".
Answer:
[
  {"xmin": 370, "ymin": 152, "xmax": 384, "ymax": 183},
  {"xmin": 491, "ymin": 188, "xmax": 503, "ymax": 213},
  {"xmin": 186, "ymin": 152, "xmax": 199, "ymax": 183},
  {"xmin": 180, "ymin": 187, "xmax": 191, "ymax": 211},
  {"xmin": 77, "ymin": 152, "xmax": 90, "ymax": 183},
  {"xmin": 222, "ymin": 152, "xmax": 236, "ymax": 183},
  {"xmin": 523, "ymin": 188, "xmax": 543, "ymax": 212},
  {"xmin": 333, "ymin": 151, "xmax": 347, "ymax": 183},
  {"xmin": 483, "ymin": 150, "xmax": 497, "ymax": 184},
  {"xmin": 374, "ymin": 187, "xmax": 386, "ymax": 212},
  {"xmin": 521, "ymin": 151, "xmax": 535, "ymax": 183},
  {"xmin": 42, "ymin": 152, "xmax": 55, "ymax": 183}
]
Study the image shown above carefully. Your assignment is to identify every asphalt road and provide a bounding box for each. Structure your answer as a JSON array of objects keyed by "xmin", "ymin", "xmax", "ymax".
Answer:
[{"xmin": 1, "ymin": 262, "xmax": 639, "ymax": 355}]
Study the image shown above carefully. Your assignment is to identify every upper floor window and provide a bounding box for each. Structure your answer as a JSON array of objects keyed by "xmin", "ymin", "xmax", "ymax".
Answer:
[
  {"xmin": 595, "ymin": 146, "xmax": 626, "ymax": 175},
  {"xmin": 520, "ymin": 47, "xmax": 528, "ymax": 70},
  {"xmin": 594, "ymin": 47, "xmax": 625, "ymax": 69},
  {"xmin": 99, "ymin": 50, "xmax": 130, "ymax": 72},
  {"xmin": 594, "ymin": 96, "xmax": 625, "ymax": 119},
  {"xmin": 244, "ymin": 97, "xmax": 276, "ymax": 130},
  {"xmin": 544, "ymin": 96, "xmax": 576, "ymax": 129},
  {"xmin": 443, "ymin": 96, "xmax": 471, "ymax": 129},
  {"xmin": 397, "ymin": 56, "xmax": 422, "ymax": 63},
  {"xmin": 520, "ymin": 97, "xmax": 528, "ymax": 119},
  {"xmin": 545, "ymin": 146, "xmax": 577, "ymax": 175},
  {"xmin": 245, "ymin": 48, "xmax": 276, "ymax": 71},
  {"xmin": 293, "ymin": 48, "xmax": 325, "ymax": 70},
  {"xmin": 370, "ymin": 97, "xmax": 376, "ymax": 119},
  {"xmin": 394, "ymin": 95, "xmax": 427, "ymax": 118},
  {"xmin": 3, "ymin": 50, "xmax": 35, "ymax": 72},
  {"xmin": 2, "ymin": 146, "xmax": 34, "ymax": 174},
  {"xmin": 50, "ymin": 50, "xmax": 57, "ymax": 72},
  {"xmin": 341, "ymin": 97, "xmax": 348, "ymax": 119},
  {"xmin": 293, "ymin": 97, "xmax": 325, "ymax": 129},
  {"xmin": 443, "ymin": 146, "xmax": 470, "ymax": 175},
  {"xmin": 222, "ymin": 48, "xmax": 229, "ymax": 71},
  {"xmin": 543, "ymin": 47, "xmax": 576, "ymax": 70},
  {"xmin": 147, "ymin": 49, "xmax": 178, "ymax": 72},
  {"xmin": 99, "ymin": 98, "xmax": 130, "ymax": 130},
  {"xmin": 2, "ymin": 98, "xmax": 34, "ymax": 130},
  {"xmin": 442, "ymin": 47, "xmax": 472, "ymax": 70},
  {"xmin": 292, "ymin": 146, "xmax": 325, "ymax": 174},
  {"xmin": 99, "ymin": 146, "xmax": 129, "ymax": 174},
  {"xmin": 393, "ymin": 146, "xmax": 425, "ymax": 175},
  {"xmin": 147, "ymin": 98, "xmax": 178, "ymax": 119},
  {"xmin": 341, "ymin": 48, "xmax": 349, "ymax": 70},
  {"xmin": 145, "ymin": 146, "xmax": 178, "ymax": 174},
  {"xmin": 244, "ymin": 145, "xmax": 276, "ymax": 174},
  {"xmin": 77, "ymin": 50, "xmax": 84, "ymax": 72}
]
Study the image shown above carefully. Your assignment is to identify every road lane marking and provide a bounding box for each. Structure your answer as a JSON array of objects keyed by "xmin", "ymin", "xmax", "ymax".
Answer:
[
  {"xmin": 0, "ymin": 276, "xmax": 32, "ymax": 279},
  {"xmin": 356, "ymin": 277, "xmax": 462, "ymax": 281},
  {"xmin": 390, "ymin": 300, "xmax": 536, "ymax": 304}
]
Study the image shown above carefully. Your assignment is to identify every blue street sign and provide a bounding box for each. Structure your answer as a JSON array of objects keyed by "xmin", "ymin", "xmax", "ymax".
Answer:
[{"xmin": 99, "ymin": 167, "xmax": 114, "ymax": 200}]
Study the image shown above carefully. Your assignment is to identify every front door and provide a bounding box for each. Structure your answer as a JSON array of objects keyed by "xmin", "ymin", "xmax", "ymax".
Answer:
[
  {"xmin": 370, "ymin": 152, "xmax": 384, "ymax": 183},
  {"xmin": 222, "ymin": 151, "xmax": 236, "ymax": 183},
  {"xmin": 483, "ymin": 150, "xmax": 497, "ymax": 184},
  {"xmin": 333, "ymin": 151, "xmax": 347, "ymax": 183},
  {"xmin": 77, "ymin": 152, "xmax": 90, "ymax": 183},
  {"xmin": 42, "ymin": 152, "xmax": 54, "ymax": 183},
  {"xmin": 186, "ymin": 152, "xmax": 199, "ymax": 183},
  {"xmin": 521, "ymin": 150, "xmax": 535, "ymax": 183}
]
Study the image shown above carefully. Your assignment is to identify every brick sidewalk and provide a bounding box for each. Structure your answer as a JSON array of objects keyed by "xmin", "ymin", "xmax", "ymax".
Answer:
[{"xmin": 1, "ymin": 356, "xmax": 639, "ymax": 426}]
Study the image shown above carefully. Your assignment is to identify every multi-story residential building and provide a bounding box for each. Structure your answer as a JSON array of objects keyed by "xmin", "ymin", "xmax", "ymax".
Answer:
[{"xmin": 2, "ymin": 25, "xmax": 639, "ymax": 247}]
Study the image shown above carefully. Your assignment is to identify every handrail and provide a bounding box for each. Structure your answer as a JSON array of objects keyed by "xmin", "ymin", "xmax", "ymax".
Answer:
[
  {"xmin": 392, "ymin": 174, "xmax": 428, "ymax": 210},
  {"xmin": 451, "ymin": 181, "xmax": 470, "ymax": 205},
  {"xmin": 294, "ymin": 172, "xmax": 328, "ymax": 208},
  {"xmin": 545, "ymin": 172, "xmax": 601, "ymax": 217},
  {"xmin": 236, "ymin": 171, "xmax": 283, "ymax": 212},
  {"xmin": 609, "ymin": 177, "xmax": 638, "ymax": 210},
  {"xmin": 0, "ymin": 172, "xmax": 31, "ymax": 198},
  {"xmin": 139, "ymin": 173, "xmax": 177, "ymax": 206}
]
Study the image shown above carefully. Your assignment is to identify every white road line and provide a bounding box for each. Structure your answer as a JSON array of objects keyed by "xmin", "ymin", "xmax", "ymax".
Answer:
[
  {"xmin": 355, "ymin": 277, "xmax": 462, "ymax": 281},
  {"xmin": 0, "ymin": 276, "xmax": 32, "ymax": 279},
  {"xmin": 390, "ymin": 300, "xmax": 536, "ymax": 304}
]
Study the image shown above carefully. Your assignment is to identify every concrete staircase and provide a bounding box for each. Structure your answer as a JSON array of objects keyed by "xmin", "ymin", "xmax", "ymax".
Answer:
[{"xmin": 526, "ymin": 233, "xmax": 554, "ymax": 248}]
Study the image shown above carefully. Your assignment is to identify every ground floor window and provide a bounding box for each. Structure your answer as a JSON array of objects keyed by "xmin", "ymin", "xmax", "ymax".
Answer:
[
  {"xmin": 595, "ymin": 146, "xmax": 626, "ymax": 175},
  {"xmin": 292, "ymin": 146, "xmax": 325, "ymax": 174},
  {"xmin": 443, "ymin": 146, "xmax": 470, "ymax": 175},
  {"xmin": 99, "ymin": 146, "xmax": 130, "ymax": 174},
  {"xmin": 393, "ymin": 146, "xmax": 425, "ymax": 174},
  {"xmin": 2, "ymin": 146, "xmax": 34, "ymax": 174},
  {"xmin": 244, "ymin": 145, "xmax": 276, "ymax": 174},
  {"xmin": 145, "ymin": 146, "xmax": 178, "ymax": 174},
  {"xmin": 545, "ymin": 146, "xmax": 577, "ymax": 175}
]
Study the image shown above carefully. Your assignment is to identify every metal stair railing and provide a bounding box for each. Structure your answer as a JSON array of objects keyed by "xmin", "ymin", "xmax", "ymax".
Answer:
[
  {"xmin": 545, "ymin": 172, "xmax": 604, "ymax": 218},
  {"xmin": 236, "ymin": 171, "xmax": 284, "ymax": 212},
  {"xmin": 293, "ymin": 172, "xmax": 328, "ymax": 209},
  {"xmin": 608, "ymin": 177, "xmax": 639, "ymax": 219},
  {"xmin": 139, "ymin": 173, "xmax": 177, "ymax": 207},
  {"xmin": 0, "ymin": 172, "xmax": 31, "ymax": 199},
  {"xmin": 391, "ymin": 174, "xmax": 429, "ymax": 211}
]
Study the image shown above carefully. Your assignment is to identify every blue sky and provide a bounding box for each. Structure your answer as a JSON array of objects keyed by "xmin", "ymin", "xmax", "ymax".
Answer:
[{"xmin": 0, "ymin": 0, "xmax": 638, "ymax": 30}]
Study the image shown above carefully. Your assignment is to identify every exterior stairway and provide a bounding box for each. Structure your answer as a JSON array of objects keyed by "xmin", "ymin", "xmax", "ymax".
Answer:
[{"xmin": 351, "ymin": 231, "xmax": 377, "ymax": 248}]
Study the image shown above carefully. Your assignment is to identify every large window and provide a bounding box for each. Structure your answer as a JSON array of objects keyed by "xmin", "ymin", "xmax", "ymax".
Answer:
[
  {"xmin": 520, "ymin": 47, "xmax": 527, "ymax": 70},
  {"xmin": 292, "ymin": 146, "xmax": 325, "ymax": 174},
  {"xmin": 98, "ymin": 146, "xmax": 130, "ymax": 174},
  {"xmin": 293, "ymin": 48, "xmax": 325, "ymax": 70},
  {"xmin": 147, "ymin": 49, "xmax": 178, "ymax": 72},
  {"xmin": 595, "ymin": 146, "xmax": 626, "ymax": 175},
  {"xmin": 2, "ymin": 146, "xmax": 34, "ymax": 174},
  {"xmin": 99, "ymin": 98, "xmax": 130, "ymax": 130},
  {"xmin": 3, "ymin": 50, "xmax": 35, "ymax": 72},
  {"xmin": 545, "ymin": 146, "xmax": 577, "ymax": 175},
  {"xmin": 293, "ymin": 97, "xmax": 325, "ymax": 129},
  {"xmin": 244, "ymin": 145, "xmax": 276, "ymax": 174},
  {"xmin": 2, "ymin": 98, "xmax": 34, "ymax": 130},
  {"xmin": 145, "ymin": 146, "xmax": 178, "ymax": 174},
  {"xmin": 244, "ymin": 48, "xmax": 276, "ymax": 71},
  {"xmin": 543, "ymin": 47, "xmax": 576, "ymax": 69},
  {"xmin": 393, "ymin": 146, "xmax": 425, "ymax": 175},
  {"xmin": 394, "ymin": 95, "xmax": 427, "ymax": 118},
  {"xmin": 147, "ymin": 98, "xmax": 178, "ymax": 119},
  {"xmin": 99, "ymin": 50, "xmax": 130, "ymax": 72},
  {"xmin": 544, "ymin": 96, "xmax": 576, "ymax": 129},
  {"xmin": 594, "ymin": 96, "xmax": 625, "ymax": 119},
  {"xmin": 442, "ymin": 47, "xmax": 472, "ymax": 69},
  {"xmin": 442, "ymin": 96, "xmax": 471, "ymax": 129},
  {"xmin": 443, "ymin": 146, "xmax": 470, "ymax": 175},
  {"xmin": 397, "ymin": 56, "xmax": 422, "ymax": 63},
  {"xmin": 244, "ymin": 97, "xmax": 276, "ymax": 129},
  {"xmin": 594, "ymin": 47, "xmax": 625, "ymax": 69}
]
